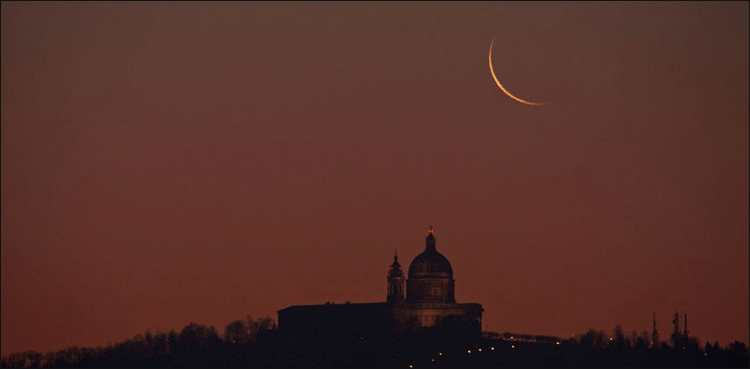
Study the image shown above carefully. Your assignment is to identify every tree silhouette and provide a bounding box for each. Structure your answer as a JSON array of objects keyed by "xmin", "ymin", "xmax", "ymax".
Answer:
[
  {"xmin": 579, "ymin": 329, "xmax": 607, "ymax": 350},
  {"xmin": 612, "ymin": 325, "xmax": 627, "ymax": 350},
  {"xmin": 224, "ymin": 320, "xmax": 249, "ymax": 344},
  {"xmin": 670, "ymin": 313, "xmax": 682, "ymax": 349},
  {"xmin": 630, "ymin": 330, "xmax": 650, "ymax": 350}
]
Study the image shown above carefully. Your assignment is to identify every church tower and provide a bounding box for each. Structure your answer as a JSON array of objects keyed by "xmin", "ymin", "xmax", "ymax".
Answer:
[{"xmin": 387, "ymin": 251, "xmax": 405, "ymax": 302}]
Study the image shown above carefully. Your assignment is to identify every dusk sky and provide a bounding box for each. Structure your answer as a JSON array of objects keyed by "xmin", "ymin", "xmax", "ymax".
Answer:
[{"xmin": 2, "ymin": 2, "xmax": 748, "ymax": 356}]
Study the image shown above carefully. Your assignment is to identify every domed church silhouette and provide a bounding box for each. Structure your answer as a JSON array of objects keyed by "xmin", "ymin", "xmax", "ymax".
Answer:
[{"xmin": 278, "ymin": 227, "xmax": 483, "ymax": 340}]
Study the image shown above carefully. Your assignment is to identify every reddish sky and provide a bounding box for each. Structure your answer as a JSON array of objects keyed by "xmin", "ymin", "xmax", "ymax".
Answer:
[{"xmin": 2, "ymin": 2, "xmax": 748, "ymax": 356}]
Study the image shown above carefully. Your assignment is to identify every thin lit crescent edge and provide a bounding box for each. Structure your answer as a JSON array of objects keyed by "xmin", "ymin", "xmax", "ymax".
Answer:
[{"xmin": 489, "ymin": 38, "xmax": 546, "ymax": 106}]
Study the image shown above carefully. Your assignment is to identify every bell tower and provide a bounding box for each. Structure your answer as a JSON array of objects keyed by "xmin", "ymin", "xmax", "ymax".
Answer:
[{"xmin": 387, "ymin": 250, "xmax": 405, "ymax": 303}]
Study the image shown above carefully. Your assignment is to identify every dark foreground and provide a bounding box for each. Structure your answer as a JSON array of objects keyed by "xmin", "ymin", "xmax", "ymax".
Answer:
[{"xmin": 3, "ymin": 322, "xmax": 748, "ymax": 368}]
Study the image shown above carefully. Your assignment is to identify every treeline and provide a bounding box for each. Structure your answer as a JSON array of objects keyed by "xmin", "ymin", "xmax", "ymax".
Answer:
[
  {"xmin": 2, "ymin": 318, "xmax": 748, "ymax": 368},
  {"xmin": 473, "ymin": 324, "xmax": 748, "ymax": 368},
  {"xmin": 549, "ymin": 326, "xmax": 748, "ymax": 368},
  {"xmin": 1, "ymin": 316, "xmax": 278, "ymax": 368}
]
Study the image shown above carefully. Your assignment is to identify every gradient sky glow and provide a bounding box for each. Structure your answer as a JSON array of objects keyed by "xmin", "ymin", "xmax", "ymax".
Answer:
[{"xmin": 2, "ymin": 1, "xmax": 748, "ymax": 356}]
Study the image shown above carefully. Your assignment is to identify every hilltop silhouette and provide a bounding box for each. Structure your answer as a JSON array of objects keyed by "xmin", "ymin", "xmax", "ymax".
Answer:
[{"xmin": 2, "ymin": 316, "xmax": 748, "ymax": 368}]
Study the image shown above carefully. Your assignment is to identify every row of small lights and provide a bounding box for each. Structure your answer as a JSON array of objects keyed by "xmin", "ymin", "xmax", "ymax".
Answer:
[
  {"xmin": 408, "ymin": 340, "xmax": 562, "ymax": 368},
  {"xmin": 408, "ymin": 346, "xmax": 497, "ymax": 368},
  {"xmin": 410, "ymin": 338, "xmax": 713, "ymax": 367},
  {"xmin": 409, "ymin": 333, "xmax": 708, "ymax": 367}
]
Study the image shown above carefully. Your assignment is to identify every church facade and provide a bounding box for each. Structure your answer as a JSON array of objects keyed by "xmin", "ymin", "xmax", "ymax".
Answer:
[{"xmin": 277, "ymin": 228, "xmax": 483, "ymax": 340}]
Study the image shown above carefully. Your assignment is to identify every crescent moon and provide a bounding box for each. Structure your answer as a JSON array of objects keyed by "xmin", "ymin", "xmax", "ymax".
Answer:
[{"xmin": 489, "ymin": 38, "xmax": 546, "ymax": 106}]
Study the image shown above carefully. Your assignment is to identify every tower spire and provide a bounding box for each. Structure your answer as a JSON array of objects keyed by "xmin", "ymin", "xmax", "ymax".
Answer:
[{"xmin": 387, "ymin": 248, "xmax": 404, "ymax": 302}]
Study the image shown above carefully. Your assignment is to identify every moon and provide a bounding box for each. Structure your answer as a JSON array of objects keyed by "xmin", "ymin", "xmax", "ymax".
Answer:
[{"xmin": 489, "ymin": 38, "xmax": 546, "ymax": 106}]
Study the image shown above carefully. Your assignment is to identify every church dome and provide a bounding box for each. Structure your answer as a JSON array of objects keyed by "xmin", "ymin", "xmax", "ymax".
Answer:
[
  {"xmin": 405, "ymin": 227, "xmax": 456, "ymax": 303},
  {"xmin": 407, "ymin": 230, "xmax": 453, "ymax": 278},
  {"xmin": 408, "ymin": 247, "xmax": 453, "ymax": 278}
]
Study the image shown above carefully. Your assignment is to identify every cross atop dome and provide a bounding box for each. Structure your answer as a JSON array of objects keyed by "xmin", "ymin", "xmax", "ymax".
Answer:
[{"xmin": 425, "ymin": 226, "xmax": 436, "ymax": 252}]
